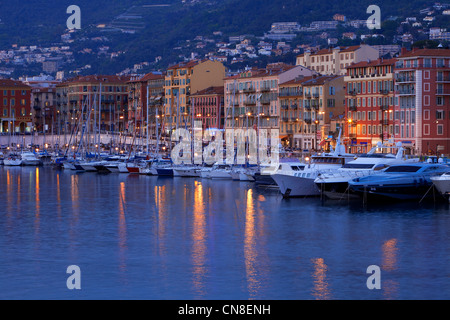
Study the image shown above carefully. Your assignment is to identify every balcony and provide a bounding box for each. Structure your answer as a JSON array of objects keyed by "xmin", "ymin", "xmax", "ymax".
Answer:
[
  {"xmin": 380, "ymin": 105, "xmax": 390, "ymax": 111},
  {"xmin": 349, "ymin": 106, "xmax": 357, "ymax": 111},
  {"xmin": 395, "ymin": 75, "xmax": 416, "ymax": 83},
  {"xmin": 261, "ymin": 99, "xmax": 271, "ymax": 105},
  {"xmin": 437, "ymin": 75, "xmax": 450, "ymax": 82},
  {"xmin": 304, "ymin": 92, "xmax": 311, "ymax": 98},
  {"xmin": 244, "ymin": 100, "xmax": 256, "ymax": 106},
  {"xmin": 348, "ymin": 133, "xmax": 357, "ymax": 139},
  {"xmin": 348, "ymin": 90, "xmax": 357, "ymax": 96},
  {"xmin": 304, "ymin": 118, "xmax": 312, "ymax": 124},
  {"xmin": 279, "ymin": 90, "xmax": 302, "ymax": 97},
  {"xmin": 260, "ymin": 86, "xmax": 271, "ymax": 92},
  {"xmin": 396, "ymin": 89, "xmax": 415, "ymax": 95},
  {"xmin": 281, "ymin": 105, "xmax": 289, "ymax": 110},
  {"xmin": 243, "ymin": 87, "xmax": 256, "ymax": 93},
  {"xmin": 379, "ymin": 89, "xmax": 390, "ymax": 95},
  {"xmin": 380, "ymin": 119, "xmax": 389, "ymax": 126},
  {"xmin": 436, "ymin": 89, "xmax": 450, "ymax": 95},
  {"xmin": 281, "ymin": 117, "xmax": 289, "ymax": 122},
  {"xmin": 312, "ymin": 92, "xmax": 320, "ymax": 98},
  {"xmin": 290, "ymin": 104, "xmax": 298, "ymax": 110}
]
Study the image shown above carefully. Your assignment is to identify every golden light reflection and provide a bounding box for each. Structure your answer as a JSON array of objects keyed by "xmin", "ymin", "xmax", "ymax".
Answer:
[
  {"xmin": 311, "ymin": 258, "xmax": 332, "ymax": 300},
  {"xmin": 192, "ymin": 180, "xmax": 207, "ymax": 297},
  {"xmin": 118, "ymin": 182, "xmax": 128, "ymax": 276},
  {"xmin": 154, "ymin": 185, "xmax": 167, "ymax": 244},
  {"xmin": 244, "ymin": 188, "xmax": 260, "ymax": 299},
  {"xmin": 56, "ymin": 173, "xmax": 61, "ymax": 218},
  {"xmin": 382, "ymin": 238, "xmax": 399, "ymax": 300},
  {"xmin": 6, "ymin": 169, "xmax": 12, "ymax": 217},
  {"xmin": 35, "ymin": 168, "xmax": 40, "ymax": 227},
  {"xmin": 382, "ymin": 239, "xmax": 398, "ymax": 272}
]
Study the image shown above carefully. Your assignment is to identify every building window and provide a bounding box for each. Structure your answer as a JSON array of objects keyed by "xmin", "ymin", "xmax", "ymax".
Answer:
[
  {"xmin": 436, "ymin": 110, "xmax": 445, "ymax": 120},
  {"xmin": 424, "ymin": 124, "xmax": 430, "ymax": 135},
  {"xmin": 424, "ymin": 109, "xmax": 430, "ymax": 120},
  {"xmin": 437, "ymin": 124, "xmax": 444, "ymax": 135}
]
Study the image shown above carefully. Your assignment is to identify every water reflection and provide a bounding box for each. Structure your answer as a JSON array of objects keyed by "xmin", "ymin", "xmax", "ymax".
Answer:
[
  {"xmin": 192, "ymin": 181, "xmax": 207, "ymax": 297},
  {"xmin": 244, "ymin": 188, "xmax": 262, "ymax": 299},
  {"xmin": 118, "ymin": 182, "xmax": 128, "ymax": 282},
  {"xmin": 382, "ymin": 238, "xmax": 399, "ymax": 300},
  {"xmin": 311, "ymin": 258, "xmax": 331, "ymax": 300}
]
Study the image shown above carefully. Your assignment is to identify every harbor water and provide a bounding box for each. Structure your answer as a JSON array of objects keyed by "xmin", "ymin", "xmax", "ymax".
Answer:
[{"xmin": 1, "ymin": 166, "xmax": 450, "ymax": 300}]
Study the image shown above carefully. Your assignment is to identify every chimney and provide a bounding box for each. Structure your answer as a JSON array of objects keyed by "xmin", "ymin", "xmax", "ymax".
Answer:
[{"xmin": 401, "ymin": 47, "xmax": 408, "ymax": 56}]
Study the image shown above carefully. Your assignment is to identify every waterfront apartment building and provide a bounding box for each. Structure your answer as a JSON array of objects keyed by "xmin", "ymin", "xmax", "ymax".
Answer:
[
  {"xmin": 224, "ymin": 63, "xmax": 316, "ymax": 136},
  {"xmin": 127, "ymin": 73, "xmax": 165, "ymax": 138},
  {"xmin": 31, "ymin": 87, "xmax": 57, "ymax": 134},
  {"xmin": 163, "ymin": 59, "xmax": 226, "ymax": 135},
  {"xmin": 296, "ymin": 44, "xmax": 379, "ymax": 75},
  {"xmin": 394, "ymin": 48, "xmax": 450, "ymax": 155},
  {"xmin": 57, "ymin": 75, "xmax": 130, "ymax": 135},
  {"xmin": 0, "ymin": 79, "xmax": 32, "ymax": 135},
  {"xmin": 279, "ymin": 75, "xmax": 345, "ymax": 151},
  {"xmin": 344, "ymin": 58, "xmax": 396, "ymax": 153},
  {"xmin": 191, "ymin": 86, "xmax": 225, "ymax": 131},
  {"xmin": 24, "ymin": 76, "xmax": 61, "ymax": 136}
]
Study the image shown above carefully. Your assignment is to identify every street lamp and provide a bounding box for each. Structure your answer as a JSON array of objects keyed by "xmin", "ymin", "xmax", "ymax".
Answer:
[{"xmin": 314, "ymin": 120, "xmax": 319, "ymax": 151}]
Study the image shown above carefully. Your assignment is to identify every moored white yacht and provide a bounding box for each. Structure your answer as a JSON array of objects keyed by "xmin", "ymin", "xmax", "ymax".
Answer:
[
  {"xmin": 348, "ymin": 163, "xmax": 450, "ymax": 201},
  {"xmin": 3, "ymin": 155, "xmax": 22, "ymax": 166},
  {"xmin": 20, "ymin": 151, "xmax": 42, "ymax": 166},
  {"xmin": 314, "ymin": 142, "xmax": 413, "ymax": 200},
  {"xmin": 271, "ymin": 130, "xmax": 354, "ymax": 197},
  {"xmin": 431, "ymin": 172, "xmax": 450, "ymax": 198}
]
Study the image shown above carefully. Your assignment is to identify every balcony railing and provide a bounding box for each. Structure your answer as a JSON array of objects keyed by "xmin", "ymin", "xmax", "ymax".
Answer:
[
  {"xmin": 290, "ymin": 104, "xmax": 298, "ymax": 109},
  {"xmin": 243, "ymin": 87, "xmax": 256, "ymax": 93},
  {"xmin": 281, "ymin": 105, "xmax": 289, "ymax": 110},
  {"xmin": 379, "ymin": 89, "xmax": 390, "ymax": 95},
  {"xmin": 395, "ymin": 75, "xmax": 416, "ymax": 83},
  {"xmin": 396, "ymin": 89, "xmax": 415, "ymax": 95},
  {"xmin": 304, "ymin": 118, "xmax": 312, "ymax": 124},
  {"xmin": 349, "ymin": 106, "xmax": 357, "ymax": 111},
  {"xmin": 437, "ymin": 75, "xmax": 450, "ymax": 82},
  {"xmin": 436, "ymin": 89, "xmax": 450, "ymax": 95}
]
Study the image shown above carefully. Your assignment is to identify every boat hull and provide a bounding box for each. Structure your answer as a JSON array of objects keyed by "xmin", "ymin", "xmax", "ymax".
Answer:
[
  {"xmin": 349, "ymin": 183, "xmax": 435, "ymax": 201},
  {"xmin": 431, "ymin": 177, "xmax": 450, "ymax": 197},
  {"xmin": 156, "ymin": 168, "xmax": 174, "ymax": 176},
  {"xmin": 272, "ymin": 174, "xmax": 320, "ymax": 197},
  {"xmin": 253, "ymin": 173, "xmax": 277, "ymax": 187},
  {"xmin": 4, "ymin": 159, "xmax": 22, "ymax": 166}
]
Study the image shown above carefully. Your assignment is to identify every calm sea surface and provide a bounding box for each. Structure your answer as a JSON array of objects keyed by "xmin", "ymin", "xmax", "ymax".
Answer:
[{"xmin": 1, "ymin": 166, "xmax": 450, "ymax": 300}]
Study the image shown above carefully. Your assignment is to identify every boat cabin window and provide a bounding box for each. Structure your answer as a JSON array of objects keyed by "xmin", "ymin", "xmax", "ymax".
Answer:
[
  {"xmin": 342, "ymin": 163, "xmax": 374, "ymax": 169},
  {"xmin": 384, "ymin": 166, "xmax": 421, "ymax": 173},
  {"xmin": 374, "ymin": 164, "xmax": 389, "ymax": 171},
  {"xmin": 290, "ymin": 165, "xmax": 305, "ymax": 171}
]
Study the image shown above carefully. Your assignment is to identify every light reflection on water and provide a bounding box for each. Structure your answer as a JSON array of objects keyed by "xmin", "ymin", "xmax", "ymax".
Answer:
[{"xmin": 1, "ymin": 166, "xmax": 450, "ymax": 300}]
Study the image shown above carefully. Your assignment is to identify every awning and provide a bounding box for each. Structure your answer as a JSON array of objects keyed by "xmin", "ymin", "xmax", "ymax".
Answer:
[
  {"xmin": 279, "ymin": 135, "xmax": 289, "ymax": 140},
  {"xmin": 319, "ymin": 140, "xmax": 327, "ymax": 146}
]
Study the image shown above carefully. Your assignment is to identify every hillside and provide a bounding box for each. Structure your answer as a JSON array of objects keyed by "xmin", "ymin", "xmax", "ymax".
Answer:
[{"xmin": 0, "ymin": 0, "xmax": 444, "ymax": 76}]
